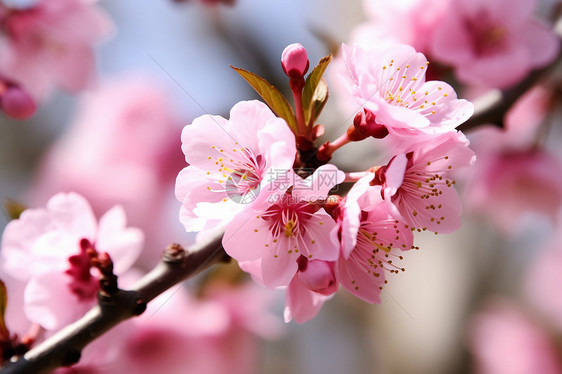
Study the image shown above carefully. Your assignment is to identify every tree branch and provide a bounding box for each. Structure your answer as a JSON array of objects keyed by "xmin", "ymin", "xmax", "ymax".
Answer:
[{"xmin": 0, "ymin": 231, "xmax": 228, "ymax": 374}]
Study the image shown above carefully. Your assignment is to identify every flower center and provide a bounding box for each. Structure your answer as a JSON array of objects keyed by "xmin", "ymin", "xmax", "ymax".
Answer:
[
  {"xmin": 465, "ymin": 12, "xmax": 507, "ymax": 56},
  {"xmin": 65, "ymin": 239, "xmax": 99, "ymax": 302},
  {"xmin": 356, "ymin": 225, "xmax": 406, "ymax": 284},
  {"xmin": 262, "ymin": 197, "xmax": 315, "ymax": 239}
]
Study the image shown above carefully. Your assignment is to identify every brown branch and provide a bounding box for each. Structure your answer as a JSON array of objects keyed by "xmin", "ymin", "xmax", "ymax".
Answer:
[{"xmin": 0, "ymin": 231, "xmax": 228, "ymax": 374}]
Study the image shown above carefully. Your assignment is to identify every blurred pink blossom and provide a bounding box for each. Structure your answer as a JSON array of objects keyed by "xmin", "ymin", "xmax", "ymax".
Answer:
[
  {"xmin": 430, "ymin": 0, "xmax": 560, "ymax": 88},
  {"xmin": 465, "ymin": 151, "xmax": 562, "ymax": 233},
  {"xmin": 104, "ymin": 282, "xmax": 280, "ymax": 374},
  {"xmin": 29, "ymin": 75, "xmax": 185, "ymax": 266},
  {"xmin": 464, "ymin": 87, "xmax": 562, "ymax": 233},
  {"xmin": 340, "ymin": 43, "xmax": 473, "ymax": 144},
  {"xmin": 0, "ymin": 192, "xmax": 143, "ymax": 331},
  {"xmin": 352, "ymin": 0, "xmax": 449, "ymax": 54},
  {"xmin": 284, "ymin": 258, "xmax": 337, "ymax": 323},
  {"xmin": 468, "ymin": 299, "xmax": 562, "ymax": 374},
  {"xmin": 0, "ymin": 0, "xmax": 113, "ymax": 100},
  {"xmin": 175, "ymin": 100, "xmax": 296, "ymax": 234}
]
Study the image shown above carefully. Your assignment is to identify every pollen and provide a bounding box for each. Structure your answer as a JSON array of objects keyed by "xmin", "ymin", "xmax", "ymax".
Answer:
[{"xmin": 284, "ymin": 220, "xmax": 296, "ymax": 237}]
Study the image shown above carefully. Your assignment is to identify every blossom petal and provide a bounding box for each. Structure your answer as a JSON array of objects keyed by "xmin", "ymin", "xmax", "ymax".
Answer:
[{"xmin": 284, "ymin": 276, "xmax": 331, "ymax": 323}]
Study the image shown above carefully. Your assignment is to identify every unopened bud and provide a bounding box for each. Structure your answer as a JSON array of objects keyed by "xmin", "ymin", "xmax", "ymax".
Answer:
[
  {"xmin": 349, "ymin": 109, "xmax": 388, "ymax": 141},
  {"xmin": 1, "ymin": 86, "xmax": 36, "ymax": 120},
  {"xmin": 297, "ymin": 257, "xmax": 337, "ymax": 296},
  {"xmin": 281, "ymin": 43, "xmax": 309, "ymax": 78}
]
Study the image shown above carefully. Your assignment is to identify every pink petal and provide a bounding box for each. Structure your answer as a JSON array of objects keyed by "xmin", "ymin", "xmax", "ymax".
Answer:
[
  {"xmin": 302, "ymin": 212, "xmax": 340, "ymax": 262},
  {"xmin": 337, "ymin": 252, "xmax": 382, "ymax": 304},
  {"xmin": 24, "ymin": 271, "xmax": 93, "ymax": 330},
  {"xmin": 384, "ymin": 154, "xmax": 408, "ymax": 196},
  {"xmin": 284, "ymin": 276, "xmax": 330, "ymax": 323},
  {"xmin": 222, "ymin": 207, "xmax": 270, "ymax": 263},
  {"xmin": 96, "ymin": 205, "xmax": 144, "ymax": 274},
  {"xmin": 228, "ymin": 100, "xmax": 280, "ymax": 150},
  {"xmin": 518, "ymin": 21, "xmax": 560, "ymax": 67},
  {"xmin": 260, "ymin": 237, "xmax": 299, "ymax": 289},
  {"xmin": 46, "ymin": 192, "xmax": 98, "ymax": 242}
]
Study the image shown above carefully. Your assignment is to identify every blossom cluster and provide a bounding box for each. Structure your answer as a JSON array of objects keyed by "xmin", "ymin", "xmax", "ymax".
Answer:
[
  {"xmin": 175, "ymin": 42, "xmax": 476, "ymax": 322},
  {"xmin": 337, "ymin": 0, "xmax": 562, "ymax": 236}
]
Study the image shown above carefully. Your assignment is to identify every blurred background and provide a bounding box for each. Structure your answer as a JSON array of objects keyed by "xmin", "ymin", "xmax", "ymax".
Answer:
[{"xmin": 1, "ymin": 0, "xmax": 562, "ymax": 373}]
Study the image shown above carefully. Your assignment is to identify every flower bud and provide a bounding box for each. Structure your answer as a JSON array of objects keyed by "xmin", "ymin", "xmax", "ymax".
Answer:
[
  {"xmin": 297, "ymin": 257, "xmax": 337, "ymax": 296},
  {"xmin": 281, "ymin": 43, "xmax": 309, "ymax": 78},
  {"xmin": 349, "ymin": 109, "xmax": 388, "ymax": 140},
  {"xmin": 1, "ymin": 86, "xmax": 36, "ymax": 120}
]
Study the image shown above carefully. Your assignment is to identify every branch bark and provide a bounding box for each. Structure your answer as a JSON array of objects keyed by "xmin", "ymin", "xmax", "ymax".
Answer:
[{"xmin": 0, "ymin": 231, "xmax": 228, "ymax": 374}]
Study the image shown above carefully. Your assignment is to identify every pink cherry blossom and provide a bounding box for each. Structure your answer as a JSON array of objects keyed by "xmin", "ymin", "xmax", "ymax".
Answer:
[
  {"xmin": 430, "ymin": 0, "xmax": 560, "ymax": 88},
  {"xmin": 340, "ymin": 43, "xmax": 474, "ymax": 139},
  {"xmin": 0, "ymin": 0, "xmax": 113, "ymax": 100},
  {"xmin": 464, "ymin": 86, "xmax": 562, "ymax": 234},
  {"xmin": 223, "ymin": 165, "xmax": 343, "ymax": 289},
  {"xmin": 335, "ymin": 177, "xmax": 414, "ymax": 303},
  {"xmin": 284, "ymin": 257, "xmax": 337, "ymax": 323},
  {"xmin": 175, "ymin": 100, "xmax": 297, "ymax": 234},
  {"xmin": 352, "ymin": 0, "xmax": 449, "ymax": 54},
  {"xmin": 0, "ymin": 192, "xmax": 143, "ymax": 331},
  {"xmin": 28, "ymin": 75, "xmax": 185, "ymax": 266},
  {"xmin": 468, "ymin": 299, "xmax": 562, "ymax": 374},
  {"xmin": 465, "ymin": 151, "xmax": 562, "ymax": 234},
  {"xmin": 374, "ymin": 132, "xmax": 476, "ymax": 234}
]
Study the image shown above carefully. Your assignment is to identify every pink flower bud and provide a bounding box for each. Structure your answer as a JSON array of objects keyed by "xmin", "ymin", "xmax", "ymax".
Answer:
[
  {"xmin": 1, "ymin": 86, "xmax": 36, "ymax": 120},
  {"xmin": 297, "ymin": 258, "xmax": 337, "ymax": 296},
  {"xmin": 349, "ymin": 109, "xmax": 388, "ymax": 140},
  {"xmin": 281, "ymin": 43, "xmax": 309, "ymax": 78}
]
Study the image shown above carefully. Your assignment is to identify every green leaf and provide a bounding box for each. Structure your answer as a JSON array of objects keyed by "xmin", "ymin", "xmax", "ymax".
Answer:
[
  {"xmin": 302, "ymin": 55, "xmax": 332, "ymax": 125},
  {"xmin": 310, "ymin": 79, "xmax": 329, "ymax": 124},
  {"xmin": 3, "ymin": 198, "xmax": 26, "ymax": 221},
  {"xmin": 0, "ymin": 280, "xmax": 9, "ymax": 340},
  {"xmin": 231, "ymin": 66, "xmax": 298, "ymax": 132}
]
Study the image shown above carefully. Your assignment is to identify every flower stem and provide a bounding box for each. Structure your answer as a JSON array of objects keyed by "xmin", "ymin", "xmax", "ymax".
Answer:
[
  {"xmin": 317, "ymin": 133, "xmax": 351, "ymax": 161},
  {"xmin": 344, "ymin": 171, "xmax": 372, "ymax": 183},
  {"xmin": 290, "ymin": 78, "xmax": 307, "ymax": 139}
]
